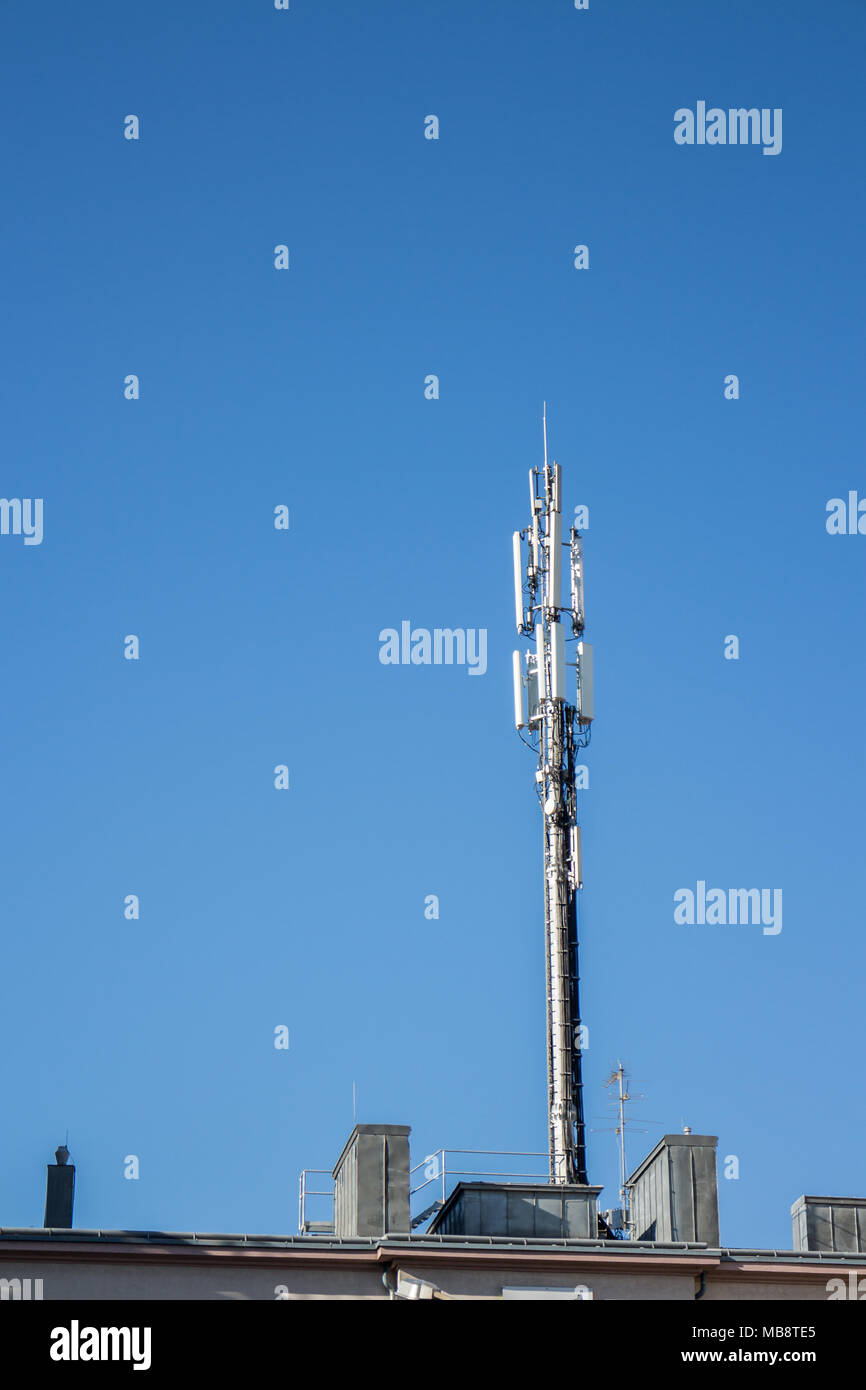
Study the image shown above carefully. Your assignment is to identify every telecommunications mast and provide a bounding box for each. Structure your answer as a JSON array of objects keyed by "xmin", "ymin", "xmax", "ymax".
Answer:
[{"xmin": 512, "ymin": 407, "xmax": 594, "ymax": 1185}]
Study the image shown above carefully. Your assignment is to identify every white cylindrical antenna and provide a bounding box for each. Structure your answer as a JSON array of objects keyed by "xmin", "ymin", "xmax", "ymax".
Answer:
[
  {"xmin": 553, "ymin": 461, "xmax": 562, "ymax": 515},
  {"xmin": 551, "ymin": 623, "xmax": 566, "ymax": 701},
  {"xmin": 512, "ymin": 650, "xmax": 526, "ymax": 729},
  {"xmin": 535, "ymin": 623, "xmax": 547, "ymax": 698},
  {"xmin": 577, "ymin": 641, "xmax": 594, "ymax": 723},
  {"xmin": 512, "ymin": 531, "xmax": 524, "ymax": 632},
  {"xmin": 543, "ymin": 402, "xmax": 549, "ymax": 470},
  {"xmin": 546, "ymin": 508, "xmax": 562, "ymax": 609}
]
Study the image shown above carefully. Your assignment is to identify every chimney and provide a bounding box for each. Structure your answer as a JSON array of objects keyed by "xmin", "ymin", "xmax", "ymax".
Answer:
[
  {"xmin": 44, "ymin": 1145, "xmax": 75, "ymax": 1228},
  {"xmin": 791, "ymin": 1195, "xmax": 866, "ymax": 1253},
  {"xmin": 332, "ymin": 1124, "xmax": 410, "ymax": 1237},
  {"xmin": 627, "ymin": 1133, "xmax": 719, "ymax": 1244}
]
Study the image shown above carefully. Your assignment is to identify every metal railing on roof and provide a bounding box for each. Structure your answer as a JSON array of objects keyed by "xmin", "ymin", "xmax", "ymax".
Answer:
[
  {"xmin": 410, "ymin": 1149, "xmax": 549, "ymax": 1230},
  {"xmin": 298, "ymin": 1169, "xmax": 335, "ymax": 1234},
  {"xmin": 298, "ymin": 1149, "xmax": 550, "ymax": 1234}
]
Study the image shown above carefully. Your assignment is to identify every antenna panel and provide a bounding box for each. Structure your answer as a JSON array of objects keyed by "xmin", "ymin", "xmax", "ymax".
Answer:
[
  {"xmin": 570, "ymin": 824, "xmax": 582, "ymax": 889},
  {"xmin": 512, "ymin": 531, "xmax": 524, "ymax": 631},
  {"xmin": 512, "ymin": 650, "xmax": 526, "ymax": 729},
  {"xmin": 577, "ymin": 641, "xmax": 594, "ymax": 723},
  {"xmin": 570, "ymin": 533, "xmax": 586, "ymax": 633},
  {"xmin": 535, "ymin": 623, "xmax": 547, "ymax": 698},
  {"xmin": 526, "ymin": 660, "xmax": 539, "ymax": 722},
  {"xmin": 551, "ymin": 622, "xmax": 566, "ymax": 701},
  {"xmin": 547, "ymin": 509, "xmax": 562, "ymax": 609}
]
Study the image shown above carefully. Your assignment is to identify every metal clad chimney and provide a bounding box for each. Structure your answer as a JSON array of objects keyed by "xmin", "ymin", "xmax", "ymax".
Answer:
[
  {"xmin": 791, "ymin": 1195, "xmax": 866, "ymax": 1253},
  {"xmin": 626, "ymin": 1134, "xmax": 719, "ymax": 1244},
  {"xmin": 44, "ymin": 1145, "xmax": 75, "ymax": 1228},
  {"xmin": 332, "ymin": 1124, "xmax": 411, "ymax": 1237}
]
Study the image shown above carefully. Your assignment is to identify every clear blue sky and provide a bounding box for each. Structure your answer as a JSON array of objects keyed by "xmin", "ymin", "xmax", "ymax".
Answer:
[{"xmin": 0, "ymin": 0, "xmax": 863, "ymax": 1250}]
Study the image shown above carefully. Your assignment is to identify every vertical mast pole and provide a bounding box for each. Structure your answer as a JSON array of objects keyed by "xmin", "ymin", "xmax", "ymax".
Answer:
[{"xmin": 514, "ymin": 410, "xmax": 591, "ymax": 1186}]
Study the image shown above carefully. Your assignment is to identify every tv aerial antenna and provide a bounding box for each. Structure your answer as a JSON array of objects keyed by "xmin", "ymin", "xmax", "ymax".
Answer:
[{"xmin": 592, "ymin": 1061, "xmax": 662, "ymax": 1233}]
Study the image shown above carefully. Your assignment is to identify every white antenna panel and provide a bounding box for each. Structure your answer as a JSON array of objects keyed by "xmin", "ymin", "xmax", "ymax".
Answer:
[
  {"xmin": 551, "ymin": 623, "xmax": 566, "ymax": 701},
  {"xmin": 512, "ymin": 531, "xmax": 524, "ymax": 632},
  {"xmin": 547, "ymin": 509, "xmax": 562, "ymax": 609},
  {"xmin": 577, "ymin": 641, "xmax": 594, "ymax": 723},
  {"xmin": 527, "ymin": 661, "xmax": 539, "ymax": 722},
  {"xmin": 570, "ymin": 825, "xmax": 582, "ymax": 889},
  {"xmin": 535, "ymin": 624, "xmax": 547, "ymax": 698},
  {"xmin": 512, "ymin": 650, "xmax": 526, "ymax": 729},
  {"xmin": 570, "ymin": 533, "xmax": 585, "ymax": 633}
]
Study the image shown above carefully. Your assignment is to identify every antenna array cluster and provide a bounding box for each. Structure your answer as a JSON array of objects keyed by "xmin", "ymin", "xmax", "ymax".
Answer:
[{"xmin": 511, "ymin": 408, "xmax": 594, "ymax": 1185}]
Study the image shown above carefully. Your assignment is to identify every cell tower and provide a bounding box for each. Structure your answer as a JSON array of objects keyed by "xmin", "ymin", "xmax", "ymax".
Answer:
[{"xmin": 511, "ymin": 407, "xmax": 593, "ymax": 1185}]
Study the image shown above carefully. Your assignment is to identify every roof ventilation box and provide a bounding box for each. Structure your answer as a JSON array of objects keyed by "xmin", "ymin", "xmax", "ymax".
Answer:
[
  {"xmin": 626, "ymin": 1134, "xmax": 719, "ymax": 1245},
  {"xmin": 791, "ymin": 1195, "xmax": 866, "ymax": 1253},
  {"xmin": 429, "ymin": 1182, "xmax": 603, "ymax": 1239},
  {"xmin": 332, "ymin": 1124, "xmax": 411, "ymax": 1237}
]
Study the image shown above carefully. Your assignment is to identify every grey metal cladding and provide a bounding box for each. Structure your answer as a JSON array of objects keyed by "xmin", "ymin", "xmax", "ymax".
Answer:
[
  {"xmin": 627, "ymin": 1135, "xmax": 719, "ymax": 1246},
  {"xmin": 792, "ymin": 1196, "xmax": 866, "ymax": 1253},
  {"xmin": 428, "ymin": 1183, "xmax": 602, "ymax": 1239},
  {"xmin": 332, "ymin": 1125, "xmax": 411, "ymax": 1237}
]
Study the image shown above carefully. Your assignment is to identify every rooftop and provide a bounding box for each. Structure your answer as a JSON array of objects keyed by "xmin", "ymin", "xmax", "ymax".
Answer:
[{"xmin": 3, "ymin": 1226, "xmax": 866, "ymax": 1265}]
